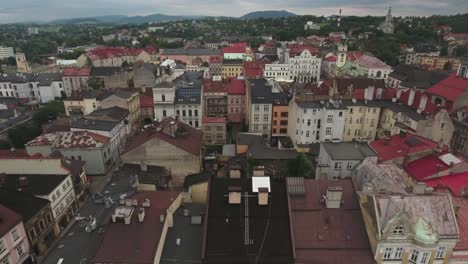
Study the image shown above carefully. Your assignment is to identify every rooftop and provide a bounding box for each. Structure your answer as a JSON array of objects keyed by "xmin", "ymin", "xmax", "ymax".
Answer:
[
  {"xmin": 202, "ymin": 116, "xmax": 227, "ymax": 123},
  {"xmin": 125, "ymin": 117, "xmax": 202, "ymax": 156},
  {"xmin": 425, "ymin": 172, "xmax": 468, "ymax": 196},
  {"xmin": 0, "ymin": 189, "xmax": 50, "ymax": 222},
  {"xmin": 227, "ymin": 77, "xmax": 246, "ymax": 95},
  {"xmin": 322, "ymin": 142, "xmax": 377, "ymax": 160},
  {"xmin": 0, "ymin": 173, "xmax": 68, "ymax": 196},
  {"xmin": 62, "ymin": 67, "xmax": 90, "ymax": 77},
  {"xmin": 86, "ymin": 106, "xmax": 129, "ymax": 122},
  {"xmin": 90, "ymin": 66, "xmax": 125, "ymax": 77},
  {"xmin": 203, "ymin": 177, "xmax": 293, "ymax": 263},
  {"xmin": 26, "ymin": 131, "xmax": 109, "ymax": 149},
  {"xmin": 71, "ymin": 118, "xmax": 119, "ymax": 131},
  {"xmin": 405, "ymin": 153, "xmax": 464, "ymax": 181},
  {"xmin": 355, "ymin": 54, "xmax": 391, "ymax": 69},
  {"xmin": 388, "ymin": 64, "xmax": 448, "ymax": 90},
  {"xmin": 139, "ymin": 94, "xmax": 153, "ymax": 107},
  {"xmin": 92, "ymin": 191, "xmax": 180, "ymax": 264},
  {"xmin": 288, "ymin": 178, "xmax": 374, "ymax": 264},
  {"xmin": 160, "ymin": 203, "xmax": 206, "ymax": 264},
  {"xmin": 161, "ymin": 49, "xmax": 221, "ymax": 56},
  {"xmin": 203, "ymin": 80, "xmax": 227, "ymax": 94},
  {"xmin": 370, "ymin": 133, "xmax": 438, "ymax": 162},
  {"xmin": 237, "ymin": 133, "xmax": 298, "ymax": 160},
  {"xmin": 426, "ymin": 73, "xmax": 468, "ymax": 102},
  {"xmin": 0, "ymin": 202, "xmax": 22, "ymax": 238}
]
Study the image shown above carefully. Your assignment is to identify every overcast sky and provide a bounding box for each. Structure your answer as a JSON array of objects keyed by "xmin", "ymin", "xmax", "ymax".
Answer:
[{"xmin": 0, "ymin": 0, "xmax": 467, "ymax": 23}]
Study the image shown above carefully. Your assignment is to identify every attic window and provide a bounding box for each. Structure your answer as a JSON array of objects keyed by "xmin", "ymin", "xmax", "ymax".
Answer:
[{"xmin": 393, "ymin": 225, "xmax": 404, "ymax": 235}]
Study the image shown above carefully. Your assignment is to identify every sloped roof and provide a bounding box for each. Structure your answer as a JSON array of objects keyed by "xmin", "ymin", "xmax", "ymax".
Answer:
[
  {"xmin": 92, "ymin": 191, "xmax": 180, "ymax": 264},
  {"xmin": 62, "ymin": 67, "xmax": 90, "ymax": 76},
  {"xmin": 87, "ymin": 106, "xmax": 129, "ymax": 122},
  {"xmin": 0, "ymin": 189, "xmax": 50, "ymax": 222},
  {"xmin": 203, "ymin": 80, "xmax": 227, "ymax": 93},
  {"xmin": 372, "ymin": 194, "xmax": 458, "ymax": 237},
  {"xmin": 26, "ymin": 131, "xmax": 109, "ymax": 148},
  {"xmin": 426, "ymin": 73, "xmax": 468, "ymax": 102},
  {"xmin": 425, "ymin": 172, "xmax": 468, "ymax": 196},
  {"xmin": 289, "ymin": 178, "xmax": 374, "ymax": 264},
  {"xmin": 227, "ymin": 77, "xmax": 246, "ymax": 95},
  {"xmin": 124, "ymin": 117, "xmax": 202, "ymax": 156},
  {"xmin": 355, "ymin": 54, "xmax": 391, "ymax": 69},
  {"xmin": 370, "ymin": 133, "xmax": 438, "ymax": 162},
  {"xmin": 139, "ymin": 95, "xmax": 153, "ymax": 107},
  {"xmin": 322, "ymin": 142, "xmax": 377, "ymax": 160},
  {"xmin": 0, "ymin": 202, "xmax": 22, "ymax": 237}
]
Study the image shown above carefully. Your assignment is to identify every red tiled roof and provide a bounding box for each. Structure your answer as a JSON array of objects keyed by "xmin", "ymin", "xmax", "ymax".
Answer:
[
  {"xmin": 92, "ymin": 191, "xmax": 180, "ymax": 264},
  {"xmin": 227, "ymin": 77, "xmax": 246, "ymax": 95},
  {"xmin": 125, "ymin": 117, "xmax": 202, "ymax": 156},
  {"xmin": 202, "ymin": 116, "xmax": 226, "ymax": 123},
  {"xmin": 243, "ymin": 61, "xmax": 263, "ymax": 78},
  {"xmin": 324, "ymin": 56, "xmax": 336, "ymax": 62},
  {"xmin": 0, "ymin": 203, "xmax": 22, "ymax": 237},
  {"xmin": 222, "ymin": 43, "xmax": 247, "ymax": 54},
  {"xmin": 62, "ymin": 67, "xmax": 90, "ymax": 76},
  {"xmin": 405, "ymin": 154, "xmax": 451, "ymax": 181},
  {"xmin": 370, "ymin": 133, "xmax": 438, "ymax": 162},
  {"xmin": 139, "ymin": 95, "xmax": 153, "ymax": 107},
  {"xmin": 289, "ymin": 179, "xmax": 374, "ymax": 264},
  {"xmin": 355, "ymin": 54, "xmax": 391, "ymax": 69},
  {"xmin": 203, "ymin": 80, "xmax": 227, "ymax": 94},
  {"xmin": 287, "ymin": 44, "xmax": 319, "ymax": 57},
  {"xmin": 445, "ymin": 33, "xmax": 468, "ymax": 41},
  {"xmin": 347, "ymin": 52, "xmax": 364, "ymax": 62},
  {"xmin": 209, "ymin": 56, "xmax": 222, "ymax": 64},
  {"xmin": 425, "ymin": 172, "xmax": 468, "ymax": 196},
  {"xmin": 426, "ymin": 73, "xmax": 468, "ymax": 102}
]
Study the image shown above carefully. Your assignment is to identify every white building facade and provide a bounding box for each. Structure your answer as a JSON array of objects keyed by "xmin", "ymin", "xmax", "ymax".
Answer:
[{"xmin": 289, "ymin": 49, "xmax": 322, "ymax": 83}]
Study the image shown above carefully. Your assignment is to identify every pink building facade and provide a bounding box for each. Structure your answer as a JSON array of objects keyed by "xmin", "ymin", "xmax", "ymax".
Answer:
[
  {"xmin": 0, "ymin": 204, "xmax": 31, "ymax": 264},
  {"xmin": 62, "ymin": 68, "xmax": 91, "ymax": 97},
  {"xmin": 227, "ymin": 77, "xmax": 246, "ymax": 123}
]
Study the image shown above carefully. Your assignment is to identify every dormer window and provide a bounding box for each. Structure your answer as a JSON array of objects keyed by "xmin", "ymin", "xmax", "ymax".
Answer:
[{"xmin": 393, "ymin": 225, "xmax": 404, "ymax": 235}]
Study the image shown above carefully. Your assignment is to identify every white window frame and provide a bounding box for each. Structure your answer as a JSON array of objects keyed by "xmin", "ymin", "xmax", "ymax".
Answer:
[
  {"xmin": 410, "ymin": 249, "xmax": 419, "ymax": 263},
  {"xmin": 394, "ymin": 248, "xmax": 403, "ymax": 259},
  {"xmin": 347, "ymin": 162, "xmax": 353, "ymax": 170},
  {"xmin": 334, "ymin": 162, "xmax": 342, "ymax": 170},
  {"xmin": 435, "ymin": 246, "xmax": 446, "ymax": 259},
  {"xmin": 11, "ymin": 228, "xmax": 19, "ymax": 242},
  {"xmin": 0, "ymin": 239, "xmax": 6, "ymax": 254},
  {"xmin": 383, "ymin": 248, "xmax": 393, "ymax": 260},
  {"xmin": 327, "ymin": 115, "xmax": 333, "ymax": 123}
]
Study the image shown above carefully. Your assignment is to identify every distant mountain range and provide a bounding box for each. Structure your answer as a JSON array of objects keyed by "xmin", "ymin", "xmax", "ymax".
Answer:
[
  {"xmin": 46, "ymin": 10, "xmax": 297, "ymax": 25},
  {"xmin": 50, "ymin": 14, "xmax": 202, "ymax": 24},
  {"xmin": 240, "ymin": 10, "xmax": 297, "ymax": 19}
]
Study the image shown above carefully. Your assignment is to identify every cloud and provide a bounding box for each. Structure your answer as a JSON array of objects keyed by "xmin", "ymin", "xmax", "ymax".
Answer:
[{"xmin": 0, "ymin": 0, "xmax": 466, "ymax": 23}]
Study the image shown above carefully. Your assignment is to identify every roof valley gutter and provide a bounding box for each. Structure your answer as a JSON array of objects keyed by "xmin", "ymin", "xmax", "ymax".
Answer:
[
  {"xmin": 286, "ymin": 191, "xmax": 296, "ymax": 260},
  {"xmin": 201, "ymin": 174, "xmax": 211, "ymax": 259}
]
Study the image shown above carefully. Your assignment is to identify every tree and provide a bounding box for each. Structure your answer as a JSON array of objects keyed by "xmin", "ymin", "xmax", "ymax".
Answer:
[
  {"xmin": 8, "ymin": 123, "xmax": 42, "ymax": 148},
  {"xmin": 0, "ymin": 140, "xmax": 11, "ymax": 149},
  {"xmin": 443, "ymin": 62, "xmax": 452, "ymax": 71},
  {"xmin": 87, "ymin": 77, "xmax": 104, "ymax": 90},
  {"xmin": 288, "ymin": 152, "xmax": 315, "ymax": 178}
]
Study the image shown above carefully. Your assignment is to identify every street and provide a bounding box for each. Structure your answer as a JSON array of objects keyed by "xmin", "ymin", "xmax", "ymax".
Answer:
[{"xmin": 40, "ymin": 169, "xmax": 134, "ymax": 264}]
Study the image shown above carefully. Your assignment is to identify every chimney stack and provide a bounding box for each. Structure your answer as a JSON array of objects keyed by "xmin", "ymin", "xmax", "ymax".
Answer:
[
  {"xmin": 324, "ymin": 186, "xmax": 343, "ymax": 209},
  {"xmin": 138, "ymin": 208, "xmax": 145, "ymax": 222},
  {"xmin": 258, "ymin": 188, "xmax": 269, "ymax": 205}
]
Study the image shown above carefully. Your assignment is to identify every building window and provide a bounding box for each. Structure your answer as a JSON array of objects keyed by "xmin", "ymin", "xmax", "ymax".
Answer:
[
  {"xmin": 163, "ymin": 110, "xmax": 167, "ymax": 117},
  {"xmin": 393, "ymin": 247, "xmax": 403, "ymax": 259},
  {"xmin": 420, "ymin": 252, "xmax": 429, "ymax": 264},
  {"xmin": 263, "ymin": 125, "xmax": 268, "ymax": 130},
  {"xmin": 338, "ymin": 111, "xmax": 342, "ymax": 117},
  {"xmin": 393, "ymin": 225, "xmax": 404, "ymax": 235},
  {"xmin": 263, "ymin": 114, "xmax": 268, "ymax": 121},
  {"xmin": 161, "ymin": 94, "xmax": 165, "ymax": 102},
  {"xmin": 253, "ymin": 125, "xmax": 259, "ymax": 130},
  {"xmin": 182, "ymin": 110, "xmax": 186, "ymax": 116},
  {"xmin": 1, "ymin": 256, "xmax": 9, "ymax": 264},
  {"xmin": 274, "ymin": 112, "xmax": 278, "ymax": 117},
  {"xmin": 189, "ymin": 121, "xmax": 193, "ymax": 126},
  {"xmin": 254, "ymin": 114, "xmax": 259, "ymax": 121},
  {"xmin": 303, "ymin": 109, "xmax": 307, "ymax": 114},
  {"xmin": 0, "ymin": 240, "xmax": 6, "ymax": 254},
  {"xmin": 194, "ymin": 110, "xmax": 198, "ymax": 116},
  {"xmin": 325, "ymin": 127, "xmax": 332, "ymax": 135},
  {"xmin": 16, "ymin": 245, "xmax": 24, "ymax": 259},
  {"xmin": 195, "ymin": 121, "xmax": 199, "ymax": 127},
  {"xmin": 307, "ymin": 119, "xmax": 311, "ymax": 126},
  {"xmin": 280, "ymin": 112, "xmax": 288, "ymax": 117},
  {"xmin": 410, "ymin": 249, "xmax": 419, "ymax": 263},
  {"xmin": 436, "ymin": 247, "xmax": 446, "ymax": 259},
  {"xmin": 334, "ymin": 162, "xmax": 342, "ymax": 170},
  {"xmin": 254, "ymin": 105, "xmax": 260, "ymax": 111},
  {"xmin": 29, "ymin": 228, "xmax": 36, "ymax": 241},
  {"xmin": 349, "ymin": 108, "xmax": 353, "ymax": 114},
  {"xmin": 306, "ymin": 131, "xmax": 310, "ymax": 137},
  {"xmin": 441, "ymin": 123, "xmax": 445, "ymax": 129},
  {"xmin": 327, "ymin": 115, "xmax": 333, "ymax": 123},
  {"xmin": 347, "ymin": 162, "xmax": 353, "ymax": 170},
  {"xmin": 383, "ymin": 248, "xmax": 393, "ymax": 260},
  {"xmin": 370, "ymin": 119, "xmax": 375, "ymax": 127}
]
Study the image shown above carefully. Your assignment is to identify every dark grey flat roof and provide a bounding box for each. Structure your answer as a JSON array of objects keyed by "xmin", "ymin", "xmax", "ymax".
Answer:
[{"xmin": 322, "ymin": 142, "xmax": 377, "ymax": 160}]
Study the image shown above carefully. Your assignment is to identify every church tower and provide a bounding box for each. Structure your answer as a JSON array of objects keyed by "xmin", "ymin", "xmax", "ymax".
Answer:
[
  {"xmin": 380, "ymin": 5, "xmax": 395, "ymax": 34},
  {"xmin": 336, "ymin": 43, "xmax": 347, "ymax": 68}
]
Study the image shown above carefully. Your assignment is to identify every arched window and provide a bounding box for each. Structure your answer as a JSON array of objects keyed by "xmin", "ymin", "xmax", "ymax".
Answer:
[{"xmin": 376, "ymin": 71, "xmax": 382, "ymax": 78}]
